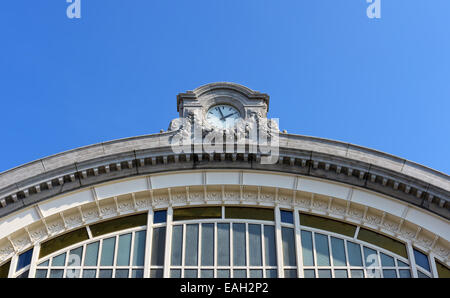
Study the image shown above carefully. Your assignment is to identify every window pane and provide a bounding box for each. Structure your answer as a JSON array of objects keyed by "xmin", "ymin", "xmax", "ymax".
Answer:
[
  {"xmin": 233, "ymin": 223, "xmax": 246, "ymax": 266},
  {"xmin": 282, "ymin": 227, "xmax": 296, "ymax": 266},
  {"xmin": 174, "ymin": 207, "xmax": 221, "ymax": 221},
  {"xmin": 84, "ymin": 242, "xmax": 100, "ymax": 266},
  {"xmin": 233, "ymin": 269, "xmax": 246, "ymax": 278},
  {"xmin": 35, "ymin": 269, "xmax": 48, "ymax": 278},
  {"xmin": 201, "ymin": 270, "xmax": 214, "ymax": 278},
  {"xmin": 184, "ymin": 269, "xmax": 198, "ymax": 278},
  {"xmin": 413, "ymin": 249, "xmax": 430, "ymax": 272},
  {"xmin": 89, "ymin": 214, "xmax": 147, "ymax": 238},
  {"xmin": 284, "ymin": 269, "xmax": 297, "ymax": 278},
  {"xmin": 318, "ymin": 269, "xmax": 332, "ymax": 278},
  {"xmin": 0, "ymin": 261, "xmax": 11, "ymax": 278},
  {"xmin": 301, "ymin": 230, "xmax": 314, "ymax": 266},
  {"xmin": 315, "ymin": 233, "xmax": 330, "ymax": 266},
  {"xmin": 151, "ymin": 227, "xmax": 166, "ymax": 266},
  {"xmin": 100, "ymin": 237, "xmax": 116, "ymax": 266},
  {"xmin": 217, "ymin": 270, "xmax": 230, "ymax": 278},
  {"xmin": 350, "ymin": 269, "xmax": 364, "ymax": 278},
  {"xmin": 264, "ymin": 225, "xmax": 277, "ymax": 266},
  {"xmin": 280, "ymin": 210, "xmax": 293, "ymax": 224},
  {"xmin": 304, "ymin": 269, "xmax": 315, "ymax": 278},
  {"xmin": 39, "ymin": 228, "xmax": 89, "ymax": 259},
  {"xmin": 17, "ymin": 249, "xmax": 33, "ymax": 271},
  {"xmin": 68, "ymin": 247, "xmax": 83, "ymax": 267},
  {"xmin": 363, "ymin": 247, "xmax": 379, "ymax": 267},
  {"xmin": 217, "ymin": 223, "xmax": 230, "ymax": 266},
  {"xmin": 347, "ymin": 242, "xmax": 363, "ymax": 266},
  {"xmin": 382, "ymin": 269, "xmax": 397, "ymax": 278},
  {"xmin": 171, "ymin": 225, "xmax": 183, "ymax": 266},
  {"xmin": 226, "ymin": 207, "xmax": 274, "ymax": 221},
  {"xmin": 357, "ymin": 228, "xmax": 407, "ymax": 259},
  {"xmin": 131, "ymin": 269, "xmax": 144, "ymax": 278},
  {"xmin": 185, "ymin": 224, "xmax": 199, "ymax": 266},
  {"xmin": 150, "ymin": 269, "xmax": 163, "ymax": 278},
  {"xmin": 380, "ymin": 253, "xmax": 395, "ymax": 267},
  {"xmin": 299, "ymin": 213, "xmax": 356, "ymax": 237},
  {"xmin": 399, "ymin": 269, "xmax": 411, "ymax": 278},
  {"xmin": 417, "ymin": 271, "xmax": 430, "ymax": 278},
  {"xmin": 98, "ymin": 269, "xmax": 113, "ymax": 278},
  {"xmin": 153, "ymin": 210, "xmax": 167, "ymax": 224},
  {"xmin": 52, "ymin": 253, "xmax": 67, "ymax": 267},
  {"xmin": 266, "ymin": 269, "xmax": 277, "ymax": 278},
  {"xmin": 331, "ymin": 237, "xmax": 346, "ymax": 266},
  {"xmin": 249, "ymin": 224, "xmax": 262, "ymax": 266},
  {"xmin": 334, "ymin": 270, "xmax": 348, "ymax": 278},
  {"xmin": 201, "ymin": 224, "xmax": 214, "ymax": 266},
  {"xmin": 38, "ymin": 260, "xmax": 49, "ymax": 267},
  {"xmin": 436, "ymin": 261, "xmax": 450, "ymax": 278},
  {"xmin": 49, "ymin": 269, "xmax": 64, "ymax": 278},
  {"xmin": 133, "ymin": 230, "xmax": 146, "ymax": 266},
  {"xmin": 117, "ymin": 233, "xmax": 132, "ymax": 266},
  {"xmin": 82, "ymin": 269, "xmax": 96, "ymax": 278},
  {"xmin": 250, "ymin": 270, "xmax": 263, "ymax": 278},
  {"xmin": 115, "ymin": 269, "xmax": 129, "ymax": 278},
  {"xmin": 16, "ymin": 270, "xmax": 29, "ymax": 278},
  {"xmin": 397, "ymin": 260, "xmax": 409, "ymax": 267},
  {"xmin": 171, "ymin": 269, "xmax": 181, "ymax": 278}
]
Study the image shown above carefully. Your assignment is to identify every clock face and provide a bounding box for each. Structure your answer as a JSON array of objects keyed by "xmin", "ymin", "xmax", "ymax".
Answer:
[{"xmin": 206, "ymin": 105, "xmax": 241, "ymax": 129}]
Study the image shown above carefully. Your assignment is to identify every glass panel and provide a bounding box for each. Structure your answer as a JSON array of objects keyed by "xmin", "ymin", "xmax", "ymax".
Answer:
[
  {"xmin": 171, "ymin": 269, "xmax": 182, "ymax": 278},
  {"xmin": 357, "ymin": 228, "xmax": 407, "ymax": 259},
  {"xmin": 417, "ymin": 271, "xmax": 430, "ymax": 278},
  {"xmin": 350, "ymin": 269, "xmax": 364, "ymax": 278},
  {"xmin": 399, "ymin": 269, "xmax": 411, "ymax": 278},
  {"xmin": 301, "ymin": 230, "xmax": 314, "ymax": 266},
  {"xmin": 217, "ymin": 223, "xmax": 230, "ymax": 266},
  {"xmin": 217, "ymin": 270, "xmax": 230, "ymax": 278},
  {"xmin": 115, "ymin": 269, "xmax": 129, "ymax": 278},
  {"xmin": 185, "ymin": 224, "xmax": 199, "ymax": 266},
  {"xmin": 89, "ymin": 214, "xmax": 147, "ymax": 238},
  {"xmin": 38, "ymin": 260, "xmax": 49, "ymax": 267},
  {"xmin": 98, "ymin": 269, "xmax": 113, "ymax": 278},
  {"xmin": 331, "ymin": 237, "xmax": 346, "ymax": 266},
  {"xmin": 68, "ymin": 247, "xmax": 83, "ymax": 267},
  {"xmin": 315, "ymin": 233, "xmax": 330, "ymax": 266},
  {"xmin": 248, "ymin": 224, "xmax": 262, "ymax": 266},
  {"xmin": 131, "ymin": 269, "xmax": 143, "ymax": 278},
  {"xmin": 0, "ymin": 261, "xmax": 10, "ymax": 278},
  {"xmin": 264, "ymin": 225, "xmax": 277, "ymax": 266},
  {"xmin": 226, "ymin": 207, "xmax": 274, "ymax": 221},
  {"xmin": 117, "ymin": 233, "xmax": 132, "ymax": 266},
  {"xmin": 82, "ymin": 269, "xmax": 96, "ymax": 278},
  {"xmin": 250, "ymin": 270, "xmax": 263, "ymax": 278},
  {"xmin": 17, "ymin": 249, "xmax": 33, "ymax": 271},
  {"xmin": 397, "ymin": 260, "xmax": 409, "ymax": 267},
  {"xmin": 52, "ymin": 253, "xmax": 67, "ymax": 267},
  {"xmin": 282, "ymin": 227, "xmax": 296, "ymax": 266},
  {"xmin": 151, "ymin": 227, "xmax": 166, "ymax": 266},
  {"xmin": 334, "ymin": 270, "xmax": 348, "ymax": 278},
  {"xmin": 304, "ymin": 269, "xmax": 315, "ymax": 278},
  {"xmin": 173, "ymin": 207, "xmax": 221, "ymax": 221},
  {"xmin": 150, "ymin": 269, "xmax": 163, "ymax": 278},
  {"xmin": 284, "ymin": 269, "xmax": 297, "ymax": 278},
  {"xmin": 100, "ymin": 237, "xmax": 116, "ymax": 266},
  {"xmin": 153, "ymin": 210, "xmax": 167, "ymax": 224},
  {"xmin": 201, "ymin": 270, "xmax": 214, "ymax": 278},
  {"xmin": 39, "ymin": 228, "xmax": 89, "ymax": 258},
  {"xmin": 16, "ymin": 270, "xmax": 29, "ymax": 278},
  {"xmin": 233, "ymin": 269, "xmax": 246, "ymax": 278},
  {"xmin": 299, "ymin": 213, "xmax": 356, "ymax": 237},
  {"xmin": 363, "ymin": 247, "xmax": 379, "ymax": 267},
  {"xmin": 201, "ymin": 223, "xmax": 214, "ymax": 266},
  {"xmin": 184, "ymin": 269, "xmax": 198, "ymax": 278},
  {"xmin": 347, "ymin": 242, "xmax": 363, "ymax": 266},
  {"xmin": 66, "ymin": 268, "xmax": 80, "ymax": 279},
  {"xmin": 35, "ymin": 269, "xmax": 48, "ymax": 278},
  {"xmin": 49, "ymin": 269, "xmax": 63, "ymax": 278},
  {"xmin": 380, "ymin": 253, "xmax": 395, "ymax": 267},
  {"xmin": 436, "ymin": 261, "xmax": 450, "ymax": 278},
  {"xmin": 171, "ymin": 225, "xmax": 183, "ymax": 266},
  {"xmin": 280, "ymin": 210, "xmax": 294, "ymax": 224},
  {"xmin": 413, "ymin": 249, "xmax": 430, "ymax": 272},
  {"xmin": 233, "ymin": 223, "xmax": 246, "ymax": 266},
  {"xmin": 132, "ymin": 230, "xmax": 146, "ymax": 266},
  {"xmin": 84, "ymin": 242, "xmax": 100, "ymax": 266},
  {"xmin": 382, "ymin": 269, "xmax": 397, "ymax": 278},
  {"xmin": 318, "ymin": 269, "xmax": 332, "ymax": 278},
  {"xmin": 266, "ymin": 269, "xmax": 277, "ymax": 278}
]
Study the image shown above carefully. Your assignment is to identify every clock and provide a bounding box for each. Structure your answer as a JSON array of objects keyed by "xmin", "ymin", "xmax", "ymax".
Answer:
[{"xmin": 206, "ymin": 104, "xmax": 241, "ymax": 129}]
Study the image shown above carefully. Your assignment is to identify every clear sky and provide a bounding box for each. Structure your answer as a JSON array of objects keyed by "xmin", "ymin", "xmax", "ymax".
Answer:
[{"xmin": 0, "ymin": 1, "xmax": 449, "ymax": 175}]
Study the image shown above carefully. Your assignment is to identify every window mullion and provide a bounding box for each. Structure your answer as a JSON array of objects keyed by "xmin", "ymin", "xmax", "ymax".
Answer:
[
  {"xmin": 28, "ymin": 243, "xmax": 41, "ymax": 278},
  {"xmin": 143, "ymin": 208, "xmax": 154, "ymax": 278},
  {"xmin": 163, "ymin": 206, "xmax": 173, "ymax": 278},
  {"xmin": 274, "ymin": 205, "xmax": 284, "ymax": 278}
]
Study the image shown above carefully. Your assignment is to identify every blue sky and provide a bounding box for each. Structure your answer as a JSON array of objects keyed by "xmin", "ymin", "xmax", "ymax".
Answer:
[{"xmin": 0, "ymin": 1, "xmax": 449, "ymax": 174}]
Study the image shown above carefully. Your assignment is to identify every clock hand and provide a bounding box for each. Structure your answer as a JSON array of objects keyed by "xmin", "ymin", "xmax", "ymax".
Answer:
[
  {"xmin": 216, "ymin": 107, "xmax": 225, "ymax": 119},
  {"xmin": 222, "ymin": 112, "xmax": 238, "ymax": 120}
]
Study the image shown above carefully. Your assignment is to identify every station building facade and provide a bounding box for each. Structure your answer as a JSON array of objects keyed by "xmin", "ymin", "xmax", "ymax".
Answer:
[{"xmin": 0, "ymin": 83, "xmax": 449, "ymax": 278}]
